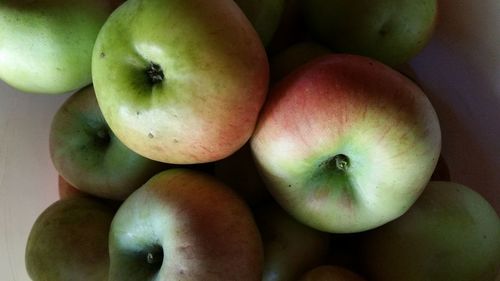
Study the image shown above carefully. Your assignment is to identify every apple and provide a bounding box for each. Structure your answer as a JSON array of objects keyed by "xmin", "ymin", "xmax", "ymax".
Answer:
[
  {"xmin": 266, "ymin": 0, "xmax": 310, "ymax": 56},
  {"xmin": 108, "ymin": 168, "xmax": 263, "ymax": 280},
  {"xmin": 255, "ymin": 203, "xmax": 331, "ymax": 281},
  {"xmin": 302, "ymin": 0, "xmax": 438, "ymax": 66},
  {"xmin": 92, "ymin": 0, "xmax": 269, "ymax": 164},
  {"xmin": 234, "ymin": 0, "xmax": 286, "ymax": 46},
  {"xmin": 25, "ymin": 197, "xmax": 116, "ymax": 281},
  {"xmin": 359, "ymin": 181, "xmax": 500, "ymax": 281},
  {"xmin": 49, "ymin": 85, "xmax": 168, "ymax": 201},
  {"xmin": 251, "ymin": 54, "xmax": 441, "ymax": 233},
  {"xmin": 269, "ymin": 41, "xmax": 331, "ymax": 82},
  {"xmin": 299, "ymin": 265, "xmax": 367, "ymax": 281},
  {"xmin": 213, "ymin": 143, "xmax": 271, "ymax": 207},
  {"xmin": 0, "ymin": 0, "xmax": 122, "ymax": 94}
]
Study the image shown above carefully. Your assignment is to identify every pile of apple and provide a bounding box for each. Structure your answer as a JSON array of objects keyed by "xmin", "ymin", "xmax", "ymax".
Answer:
[{"xmin": 2, "ymin": 0, "xmax": 499, "ymax": 280}]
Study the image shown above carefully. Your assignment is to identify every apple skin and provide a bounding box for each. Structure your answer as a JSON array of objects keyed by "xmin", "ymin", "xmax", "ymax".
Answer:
[
  {"xmin": 58, "ymin": 175, "xmax": 89, "ymax": 199},
  {"xmin": 254, "ymin": 203, "xmax": 331, "ymax": 281},
  {"xmin": 50, "ymin": 85, "xmax": 169, "ymax": 200},
  {"xmin": 0, "ymin": 0, "xmax": 122, "ymax": 94},
  {"xmin": 108, "ymin": 168, "xmax": 264, "ymax": 280},
  {"xmin": 92, "ymin": 0, "xmax": 269, "ymax": 164},
  {"xmin": 299, "ymin": 265, "xmax": 367, "ymax": 281},
  {"xmin": 25, "ymin": 197, "xmax": 117, "ymax": 281},
  {"xmin": 251, "ymin": 54, "xmax": 441, "ymax": 233},
  {"xmin": 359, "ymin": 181, "xmax": 500, "ymax": 281},
  {"xmin": 302, "ymin": 0, "xmax": 438, "ymax": 66},
  {"xmin": 234, "ymin": 0, "xmax": 286, "ymax": 46}
]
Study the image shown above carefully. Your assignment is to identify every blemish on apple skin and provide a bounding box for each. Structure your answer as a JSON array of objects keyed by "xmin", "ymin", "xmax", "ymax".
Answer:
[
  {"xmin": 100, "ymin": 52, "xmax": 105, "ymax": 58},
  {"xmin": 148, "ymin": 132, "xmax": 154, "ymax": 139},
  {"xmin": 173, "ymin": 139, "xmax": 179, "ymax": 143}
]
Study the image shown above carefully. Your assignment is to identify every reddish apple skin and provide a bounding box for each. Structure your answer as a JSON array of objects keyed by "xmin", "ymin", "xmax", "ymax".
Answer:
[
  {"xmin": 58, "ymin": 175, "xmax": 88, "ymax": 199},
  {"xmin": 251, "ymin": 54, "xmax": 441, "ymax": 233}
]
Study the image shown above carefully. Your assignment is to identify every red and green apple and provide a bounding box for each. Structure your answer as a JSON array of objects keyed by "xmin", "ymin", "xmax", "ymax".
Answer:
[
  {"xmin": 92, "ymin": 0, "xmax": 269, "ymax": 164},
  {"xmin": 251, "ymin": 54, "xmax": 441, "ymax": 233},
  {"xmin": 108, "ymin": 169, "xmax": 264, "ymax": 280}
]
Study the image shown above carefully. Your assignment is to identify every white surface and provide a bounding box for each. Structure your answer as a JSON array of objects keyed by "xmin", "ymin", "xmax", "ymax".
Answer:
[{"xmin": 0, "ymin": 0, "xmax": 498, "ymax": 280}]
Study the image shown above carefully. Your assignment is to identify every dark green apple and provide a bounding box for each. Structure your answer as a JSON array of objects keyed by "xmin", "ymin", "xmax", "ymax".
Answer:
[
  {"xmin": 359, "ymin": 181, "xmax": 500, "ymax": 281},
  {"xmin": 49, "ymin": 85, "xmax": 168, "ymax": 200},
  {"xmin": 255, "ymin": 203, "xmax": 331, "ymax": 281},
  {"xmin": 213, "ymin": 143, "xmax": 271, "ymax": 207},
  {"xmin": 270, "ymin": 41, "xmax": 331, "ymax": 82},
  {"xmin": 234, "ymin": 0, "xmax": 286, "ymax": 46},
  {"xmin": 92, "ymin": 0, "xmax": 269, "ymax": 164},
  {"xmin": 25, "ymin": 197, "xmax": 116, "ymax": 281},
  {"xmin": 108, "ymin": 169, "xmax": 264, "ymax": 280},
  {"xmin": 0, "ymin": 0, "xmax": 122, "ymax": 94},
  {"xmin": 299, "ymin": 265, "xmax": 367, "ymax": 281},
  {"xmin": 302, "ymin": 0, "xmax": 438, "ymax": 66}
]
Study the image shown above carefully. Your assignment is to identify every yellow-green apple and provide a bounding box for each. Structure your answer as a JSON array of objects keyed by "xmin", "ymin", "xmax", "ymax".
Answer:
[
  {"xmin": 255, "ymin": 203, "xmax": 331, "ymax": 281},
  {"xmin": 49, "ymin": 85, "xmax": 168, "ymax": 200},
  {"xmin": 359, "ymin": 181, "xmax": 500, "ymax": 281},
  {"xmin": 108, "ymin": 169, "xmax": 263, "ymax": 280},
  {"xmin": 234, "ymin": 0, "xmax": 285, "ymax": 46},
  {"xmin": 270, "ymin": 41, "xmax": 331, "ymax": 82},
  {"xmin": 213, "ymin": 143, "xmax": 271, "ymax": 207},
  {"xmin": 25, "ymin": 197, "xmax": 117, "ymax": 281},
  {"xmin": 302, "ymin": 0, "xmax": 438, "ymax": 66},
  {"xmin": 0, "ymin": 0, "xmax": 122, "ymax": 94},
  {"xmin": 92, "ymin": 0, "xmax": 269, "ymax": 164},
  {"xmin": 251, "ymin": 54, "xmax": 441, "ymax": 233},
  {"xmin": 299, "ymin": 265, "xmax": 367, "ymax": 281}
]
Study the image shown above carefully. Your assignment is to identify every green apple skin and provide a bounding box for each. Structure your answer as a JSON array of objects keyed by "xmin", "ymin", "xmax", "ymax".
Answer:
[
  {"xmin": 302, "ymin": 0, "xmax": 437, "ymax": 66},
  {"xmin": 251, "ymin": 54, "xmax": 441, "ymax": 233},
  {"xmin": 270, "ymin": 41, "xmax": 331, "ymax": 82},
  {"xmin": 108, "ymin": 169, "xmax": 264, "ymax": 281},
  {"xmin": 234, "ymin": 0, "xmax": 285, "ymax": 46},
  {"xmin": 0, "ymin": 0, "xmax": 122, "ymax": 94},
  {"xmin": 49, "ymin": 85, "xmax": 169, "ymax": 201},
  {"xmin": 25, "ymin": 197, "xmax": 117, "ymax": 281},
  {"xmin": 299, "ymin": 265, "xmax": 367, "ymax": 281},
  {"xmin": 213, "ymin": 143, "xmax": 271, "ymax": 207},
  {"xmin": 255, "ymin": 203, "xmax": 331, "ymax": 281},
  {"xmin": 92, "ymin": 0, "xmax": 269, "ymax": 164},
  {"xmin": 359, "ymin": 181, "xmax": 500, "ymax": 281}
]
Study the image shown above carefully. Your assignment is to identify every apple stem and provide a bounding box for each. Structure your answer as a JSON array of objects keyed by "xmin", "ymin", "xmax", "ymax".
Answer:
[
  {"xmin": 146, "ymin": 248, "xmax": 163, "ymax": 266},
  {"xmin": 334, "ymin": 154, "xmax": 349, "ymax": 172},
  {"xmin": 146, "ymin": 61, "xmax": 165, "ymax": 84}
]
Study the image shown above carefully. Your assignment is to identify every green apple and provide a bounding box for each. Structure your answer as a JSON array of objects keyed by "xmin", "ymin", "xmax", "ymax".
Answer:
[
  {"xmin": 0, "ymin": 0, "xmax": 122, "ymax": 94},
  {"xmin": 359, "ymin": 181, "xmax": 500, "ymax": 281},
  {"xmin": 269, "ymin": 41, "xmax": 331, "ymax": 82},
  {"xmin": 234, "ymin": 0, "xmax": 286, "ymax": 46},
  {"xmin": 49, "ymin": 85, "xmax": 168, "ymax": 200},
  {"xmin": 92, "ymin": 0, "xmax": 269, "ymax": 164},
  {"xmin": 108, "ymin": 168, "xmax": 263, "ymax": 280},
  {"xmin": 25, "ymin": 197, "xmax": 116, "ymax": 281},
  {"xmin": 302, "ymin": 0, "xmax": 438, "ymax": 66},
  {"xmin": 251, "ymin": 54, "xmax": 441, "ymax": 233},
  {"xmin": 213, "ymin": 143, "xmax": 271, "ymax": 207},
  {"xmin": 255, "ymin": 203, "xmax": 331, "ymax": 281},
  {"xmin": 299, "ymin": 265, "xmax": 367, "ymax": 281}
]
